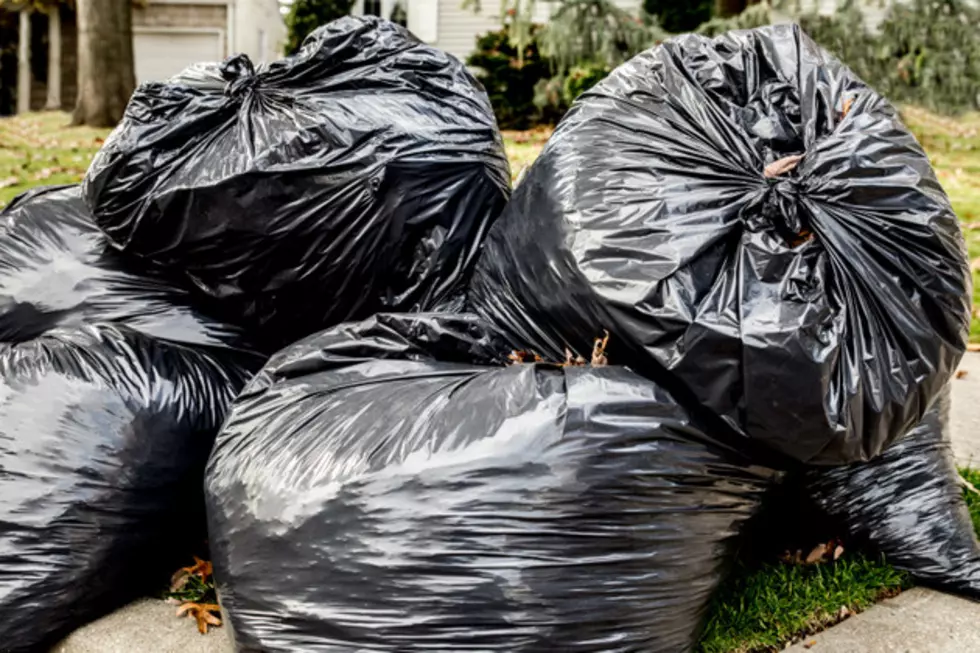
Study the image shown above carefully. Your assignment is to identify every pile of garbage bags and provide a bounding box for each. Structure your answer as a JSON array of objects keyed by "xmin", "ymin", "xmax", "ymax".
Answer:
[{"xmin": 0, "ymin": 16, "xmax": 976, "ymax": 652}]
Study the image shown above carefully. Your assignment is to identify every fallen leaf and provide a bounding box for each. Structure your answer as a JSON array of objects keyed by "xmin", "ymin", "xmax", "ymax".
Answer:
[
  {"xmin": 31, "ymin": 167, "xmax": 67, "ymax": 181},
  {"xmin": 805, "ymin": 543, "xmax": 829, "ymax": 564},
  {"xmin": 176, "ymin": 602, "xmax": 222, "ymax": 634},
  {"xmin": 169, "ymin": 568, "xmax": 192, "ymax": 593},
  {"xmin": 764, "ymin": 154, "xmax": 804, "ymax": 179},
  {"xmin": 957, "ymin": 369, "xmax": 969, "ymax": 379},
  {"xmin": 968, "ymin": 343, "xmax": 980, "ymax": 352},
  {"xmin": 180, "ymin": 556, "xmax": 214, "ymax": 581},
  {"xmin": 833, "ymin": 544, "xmax": 845, "ymax": 560},
  {"xmin": 780, "ymin": 549, "xmax": 805, "ymax": 565},
  {"xmin": 804, "ymin": 640, "xmax": 817, "ymax": 649},
  {"xmin": 971, "ymin": 257, "xmax": 980, "ymax": 272},
  {"xmin": 965, "ymin": 222, "xmax": 980, "ymax": 231},
  {"xmin": 591, "ymin": 330, "xmax": 610, "ymax": 366}
]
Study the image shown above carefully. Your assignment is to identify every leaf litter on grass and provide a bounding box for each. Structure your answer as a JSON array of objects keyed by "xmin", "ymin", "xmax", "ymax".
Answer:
[{"xmin": 0, "ymin": 112, "xmax": 110, "ymax": 208}]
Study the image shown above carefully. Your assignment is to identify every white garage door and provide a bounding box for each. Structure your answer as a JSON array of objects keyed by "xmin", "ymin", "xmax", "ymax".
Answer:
[{"xmin": 133, "ymin": 31, "xmax": 224, "ymax": 84}]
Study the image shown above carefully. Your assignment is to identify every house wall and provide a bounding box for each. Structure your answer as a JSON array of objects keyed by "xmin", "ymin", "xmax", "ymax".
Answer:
[
  {"xmin": 434, "ymin": 0, "xmax": 501, "ymax": 61},
  {"xmin": 133, "ymin": 2, "xmax": 228, "ymax": 30},
  {"xmin": 233, "ymin": 0, "xmax": 287, "ymax": 62},
  {"xmin": 433, "ymin": 0, "xmax": 642, "ymax": 63}
]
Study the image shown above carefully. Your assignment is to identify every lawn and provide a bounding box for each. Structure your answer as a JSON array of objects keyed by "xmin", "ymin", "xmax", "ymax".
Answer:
[
  {"xmin": 2, "ymin": 109, "xmax": 979, "ymax": 651},
  {"xmin": 0, "ymin": 112, "xmax": 108, "ymax": 207}
]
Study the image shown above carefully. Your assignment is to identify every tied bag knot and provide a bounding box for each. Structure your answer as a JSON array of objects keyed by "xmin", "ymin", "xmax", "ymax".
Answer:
[
  {"xmin": 754, "ymin": 153, "xmax": 812, "ymax": 247},
  {"xmin": 220, "ymin": 54, "xmax": 260, "ymax": 100}
]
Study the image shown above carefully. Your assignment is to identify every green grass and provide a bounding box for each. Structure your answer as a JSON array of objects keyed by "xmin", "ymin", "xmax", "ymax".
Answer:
[
  {"xmin": 698, "ymin": 555, "xmax": 910, "ymax": 653},
  {"xmin": 697, "ymin": 471, "xmax": 980, "ymax": 653},
  {"xmin": 902, "ymin": 107, "xmax": 980, "ymax": 343},
  {"xmin": 0, "ymin": 111, "xmax": 110, "ymax": 208},
  {"xmin": 961, "ymin": 468, "xmax": 980, "ymax": 536},
  {"xmin": 502, "ymin": 127, "xmax": 552, "ymax": 184}
]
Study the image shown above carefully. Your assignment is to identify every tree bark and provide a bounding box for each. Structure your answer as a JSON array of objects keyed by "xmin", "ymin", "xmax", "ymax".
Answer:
[
  {"xmin": 45, "ymin": 7, "xmax": 62, "ymax": 110},
  {"xmin": 16, "ymin": 8, "xmax": 31, "ymax": 115},
  {"xmin": 72, "ymin": 0, "xmax": 136, "ymax": 127},
  {"xmin": 715, "ymin": 0, "xmax": 748, "ymax": 17}
]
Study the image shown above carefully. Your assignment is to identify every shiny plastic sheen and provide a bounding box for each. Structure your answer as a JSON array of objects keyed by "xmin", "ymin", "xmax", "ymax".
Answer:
[
  {"xmin": 83, "ymin": 16, "xmax": 510, "ymax": 350},
  {"xmin": 206, "ymin": 313, "xmax": 775, "ymax": 652},
  {"xmin": 467, "ymin": 25, "xmax": 971, "ymax": 466},
  {"xmin": 0, "ymin": 185, "xmax": 255, "ymax": 352},
  {"xmin": 801, "ymin": 384, "xmax": 980, "ymax": 598},
  {"xmin": 0, "ymin": 325, "xmax": 253, "ymax": 652}
]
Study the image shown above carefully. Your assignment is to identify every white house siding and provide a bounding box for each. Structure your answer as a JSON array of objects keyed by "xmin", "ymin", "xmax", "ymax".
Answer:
[
  {"xmin": 434, "ymin": 0, "xmax": 503, "ymax": 62},
  {"xmin": 432, "ymin": 0, "xmax": 641, "ymax": 63},
  {"xmin": 239, "ymin": 0, "xmax": 287, "ymax": 61}
]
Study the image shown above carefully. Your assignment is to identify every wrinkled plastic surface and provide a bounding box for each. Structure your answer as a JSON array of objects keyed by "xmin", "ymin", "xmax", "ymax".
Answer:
[
  {"xmin": 801, "ymin": 384, "xmax": 980, "ymax": 598},
  {"xmin": 84, "ymin": 16, "xmax": 510, "ymax": 350},
  {"xmin": 0, "ymin": 185, "xmax": 255, "ymax": 352},
  {"xmin": 467, "ymin": 24, "xmax": 971, "ymax": 466},
  {"xmin": 206, "ymin": 313, "xmax": 775, "ymax": 652},
  {"xmin": 0, "ymin": 325, "xmax": 253, "ymax": 652}
]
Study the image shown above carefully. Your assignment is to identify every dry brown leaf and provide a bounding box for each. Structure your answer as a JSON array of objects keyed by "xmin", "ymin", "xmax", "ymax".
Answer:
[
  {"xmin": 803, "ymin": 639, "xmax": 817, "ymax": 649},
  {"xmin": 805, "ymin": 543, "xmax": 829, "ymax": 564},
  {"xmin": 833, "ymin": 544, "xmax": 845, "ymax": 560},
  {"xmin": 842, "ymin": 97, "xmax": 854, "ymax": 118},
  {"xmin": 179, "ymin": 556, "xmax": 214, "ymax": 581},
  {"xmin": 764, "ymin": 154, "xmax": 804, "ymax": 179},
  {"xmin": 169, "ymin": 568, "xmax": 192, "ymax": 594},
  {"xmin": 780, "ymin": 549, "xmax": 804, "ymax": 565},
  {"xmin": 968, "ymin": 343, "xmax": 980, "ymax": 352},
  {"xmin": 31, "ymin": 167, "xmax": 66, "ymax": 182},
  {"xmin": 591, "ymin": 330, "xmax": 610, "ymax": 366},
  {"xmin": 965, "ymin": 222, "xmax": 980, "ymax": 231},
  {"xmin": 0, "ymin": 176, "xmax": 19, "ymax": 189},
  {"xmin": 957, "ymin": 369, "xmax": 970, "ymax": 379},
  {"xmin": 176, "ymin": 602, "xmax": 222, "ymax": 635}
]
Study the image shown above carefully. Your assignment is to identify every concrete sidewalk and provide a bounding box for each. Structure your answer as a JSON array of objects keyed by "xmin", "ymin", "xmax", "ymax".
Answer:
[
  {"xmin": 53, "ymin": 599, "xmax": 233, "ymax": 653},
  {"xmin": 785, "ymin": 588, "xmax": 980, "ymax": 652},
  {"xmin": 951, "ymin": 351, "xmax": 980, "ymax": 468},
  {"xmin": 52, "ymin": 354, "xmax": 980, "ymax": 653}
]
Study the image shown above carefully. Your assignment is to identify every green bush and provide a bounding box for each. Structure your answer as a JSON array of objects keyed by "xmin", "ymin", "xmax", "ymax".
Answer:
[
  {"xmin": 467, "ymin": 28, "xmax": 559, "ymax": 129},
  {"xmin": 643, "ymin": 0, "xmax": 712, "ymax": 33},
  {"xmin": 562, "ymin": 62, "xmax": 609, "ymax": 102},
  {"xmin": 284, "ymin": 0, "xmax": 355, "ymax": 56},
  {"xmin": 532, "ymin": 61, "xmax": 609, "ymax": 118},
  {"xmin": 793, "ymin": 0, "xmax": 980, "ymax": 114}
]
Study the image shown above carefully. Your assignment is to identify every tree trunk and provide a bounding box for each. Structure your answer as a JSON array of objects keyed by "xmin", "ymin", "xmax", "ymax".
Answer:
[
  {"xmin": 16, "ymin": 8, "xmax": 31, "ymax": 115},
  {"xmin": 715, "ymin": 0, "xmax": 748, "ymax": 17},
  {"xmin": 72, "ymin": 0, "xmax": 135, "ymax": 127},
  {"xmin": 45, "ymin": 7, "xmax": 62, "ymax": 111}
]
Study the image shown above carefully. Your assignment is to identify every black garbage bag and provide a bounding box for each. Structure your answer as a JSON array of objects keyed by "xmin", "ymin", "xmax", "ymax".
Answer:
[
  {"xmin": 83, "ymin": 16, "xmax": 510, "ymax": 350},
  {"xmin": 799, "ymin": 384, "xmax": 980, "ymax": 598},
  {"xmin": 205, "ymin": 312, "xmax": 776, "ymax": 652},
  {"xmin": 467, "ymin": 24, "xmax": 971, "ymax": 466},
  {"xmin": 0, "ymin": 324, "xmax": 254, "ymax": 652},
  {"xmin": 0, "ymin": 185, "xmax": 254, "ymax": 351}
]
